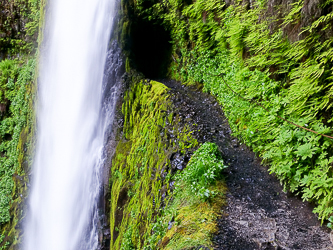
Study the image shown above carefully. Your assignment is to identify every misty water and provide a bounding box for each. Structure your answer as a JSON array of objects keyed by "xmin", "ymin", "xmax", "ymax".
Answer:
[{"xmin": 24, "ymin": 0, "xmax": 118, "ymax": 249}]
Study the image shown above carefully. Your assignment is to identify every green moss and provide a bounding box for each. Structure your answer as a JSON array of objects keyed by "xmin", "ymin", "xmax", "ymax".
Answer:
[
  {"xmin": 121, "ymin": 21, "xmax": 131, "ymax": 48},
  {"xmin": 125, "ymin": 58, "xmax": 131, "ymax": 73},
  {"xmin": 109, "ymin": 78, "xmax": 202, "ymax": 249},
  {"xmin": 109, "ymin": 74, "xmax": 228, "ymax": 249},
  {"xmin": 110, "ymin": 79, "xmax": 171, "ymax": 249},
  {"xmin": 161, "ymin": 181, "xmax": 226, "ymax": 250}
]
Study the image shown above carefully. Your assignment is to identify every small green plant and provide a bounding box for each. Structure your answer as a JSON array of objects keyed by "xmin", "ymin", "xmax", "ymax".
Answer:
[
  {"xmin": 175, "ymin": 142, "xmax": 227, "ymax": 200},
  {"xmin": 145, "ymin": 142, "xmax": 227, "ymax": 250},
  {"xmin": 121, "ymin": 225, "xmax": 136, "ymax": 250},
  {"xmin": 327, "ymin": 216, "xmax": 333, "ymax": 229}
]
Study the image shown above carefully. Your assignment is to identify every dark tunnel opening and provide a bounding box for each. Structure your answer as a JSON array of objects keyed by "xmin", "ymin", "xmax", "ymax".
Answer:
[{"xmin": 130, "ymin": 18, "xmax": 172, "ymax": 79}]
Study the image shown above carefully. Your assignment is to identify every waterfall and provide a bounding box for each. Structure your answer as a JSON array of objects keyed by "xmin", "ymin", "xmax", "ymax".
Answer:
[{"xmin": 24, "ymin": 0, "xmax": 119, "ymax": 249}]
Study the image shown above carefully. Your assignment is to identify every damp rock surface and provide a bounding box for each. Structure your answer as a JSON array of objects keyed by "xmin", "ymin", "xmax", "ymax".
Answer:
[{"xmin": 159, "ymin": 79, "xmax": 333, "ymax": 250}]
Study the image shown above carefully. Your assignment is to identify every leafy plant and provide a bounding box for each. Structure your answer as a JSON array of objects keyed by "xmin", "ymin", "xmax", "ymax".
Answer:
[
  {"xmin": 145, "ymin": 142, "xmax": 227, "ymax": 250},
  {"xmin": 327, "ymin": 216, "xmax": 333, "ymax": 229},
  {"xmin": 175, "ymin": 142, "xmax": 227, "ymax": 200},
  {"xmin": 0, "ymin": 58, "xmax": 35, "ymax": 224}
]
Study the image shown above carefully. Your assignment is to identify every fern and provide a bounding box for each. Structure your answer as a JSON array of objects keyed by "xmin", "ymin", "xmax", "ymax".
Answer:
[{"xmin": 135, "ymin": 0, "xmax": 333, "ymax": 222}]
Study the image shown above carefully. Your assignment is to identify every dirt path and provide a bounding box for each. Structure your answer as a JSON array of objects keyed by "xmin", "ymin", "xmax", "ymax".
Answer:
[{"xmin": 160, "ymin": 79, "xmax": 333, "ymax": 250}]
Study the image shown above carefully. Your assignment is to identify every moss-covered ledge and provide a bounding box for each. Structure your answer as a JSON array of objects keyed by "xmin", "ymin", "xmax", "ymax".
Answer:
[{"xmin": 108, "ymin": 71, "xmax": 227, "ymax": 249}]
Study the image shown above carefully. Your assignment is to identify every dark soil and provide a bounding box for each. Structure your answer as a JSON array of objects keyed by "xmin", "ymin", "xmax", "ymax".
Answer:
[{"xmin": 159, "ymin": 79, "xmax": 333, "ymax": 250}]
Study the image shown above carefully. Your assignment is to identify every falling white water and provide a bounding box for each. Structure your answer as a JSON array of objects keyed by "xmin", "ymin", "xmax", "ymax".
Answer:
[{"xmin": 24, "ymin": 0, "xmax": 117, "ymax": 249}]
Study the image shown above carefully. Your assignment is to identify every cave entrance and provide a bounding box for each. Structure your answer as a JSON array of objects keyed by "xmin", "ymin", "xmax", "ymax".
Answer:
[{"xmin": 131, "ymin": 18, "xmax": 172, "ymax": 79}]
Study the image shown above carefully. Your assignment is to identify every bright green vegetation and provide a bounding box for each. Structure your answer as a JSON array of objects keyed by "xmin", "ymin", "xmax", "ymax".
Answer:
[
  {"xmin": 0, "ymin": 58, "xmax": 35, "ymax": 224},
  {"xmin": 174, "ymin": 142, "xmax": 227, "ymax": 201},
  {"xmin": 148, "ymin": 142, "xmax": 227, "ymax": 250},
  {"xmin": 134, "ymin": 0, "xmax": 333, "ymax": 223},
  {"xmin": 328, "ymin": 216, "xmax": 333, "ymax": 229},
  {"xmin": 187, "ymin": 50, "xmax": 333, "ymax": 222},
  {"xmin": 0, "ymin": 0, "xmax": 45, "ymax": 248},
  {"xmin": 109, "ymin": 76, "xmax": 227, "ymax": 249},
  {"xmin": 0, "ymin": 58, "xmax": 36, "ymax": 249},
  {"xmin": 109, "ymin": 77, "xmax": 197, "ymax": 249}
]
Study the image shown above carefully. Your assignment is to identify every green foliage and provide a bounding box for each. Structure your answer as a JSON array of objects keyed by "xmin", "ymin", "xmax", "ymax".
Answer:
[
  {"xmin": 327, "ymin": 216, "xmax": 333, "ymax": 229},
  {"xmin": 110, "ymin": 78, "xmax": 225, "ymax": 250},
  {"xmin": 0, "ymin": 234, "xmax": 9, "ymax": 250},
  {"xmin": 0, "ymin": 58, "xmax": 35, "ymax": 224},
  {"xmin": 145, "ymin": 143, "xmax": 226, "ymax": 250},
  {"xmin": 121, "ymin": 225, "xmax": 136, "ymax": 250},
  {"xmin": 0, "ymin": 1, "xmax": 43, "ymax": 248},
  {"xmin": 134, "ymin": 0, "xmax": 333, "ymax": 222},
  {"xmin": 184, "ymin": 49, "xmax": 333, "ymax": 222},
  {"xmin": 110, "ymin": 78, "xmax": 198, "ymax": 250},
  {"xmin": 175, "ymin": 142, "xmax": 227, "ymax": 200}
]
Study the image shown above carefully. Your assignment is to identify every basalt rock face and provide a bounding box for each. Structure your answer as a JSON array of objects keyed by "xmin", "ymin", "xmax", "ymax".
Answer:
[
  {"xmin": 0, "ymin": 0, "xmax": 39, "ymax": 58},
  {"xmin": 99, "ymin": 40, "xmax": 125, "ymax": 250},
  {"xmin": 265, "ymin": 0, "xmax": 331, "ymax": 41}
]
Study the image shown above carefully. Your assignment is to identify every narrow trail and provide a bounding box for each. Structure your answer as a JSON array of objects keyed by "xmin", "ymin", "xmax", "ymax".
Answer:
[{"xmin": 160, "ymin": 79, "xmax": 333, "ymax": 250}]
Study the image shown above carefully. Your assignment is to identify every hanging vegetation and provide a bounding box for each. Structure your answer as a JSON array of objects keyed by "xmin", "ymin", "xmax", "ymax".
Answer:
[{"xmin": 134, "ymin": 0, "xmax": 333, "ymax": 222}]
